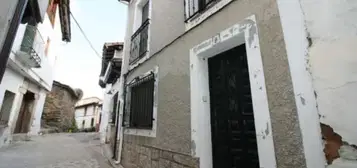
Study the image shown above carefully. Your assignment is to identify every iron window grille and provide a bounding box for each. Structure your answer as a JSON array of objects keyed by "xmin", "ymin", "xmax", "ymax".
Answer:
[
  {"xmin": 184, "ymin": 0, "xmax": 218, "ymax": 22},
  {"xmin": 124, "ymin": 73, "xmax": 155, "ymax": 129}
]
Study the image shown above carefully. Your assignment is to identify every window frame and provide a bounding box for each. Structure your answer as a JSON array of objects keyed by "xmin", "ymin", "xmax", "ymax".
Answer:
[
  {"xmin": 184, "ymin": 0, "xmax": 234, "ymax": 31},
  {"xmin": 91, "ymin": 118, "xmax": 94, "ymax": 127},
  {"xmin": 128, "ymin": 73, "xmax": 155, "ymax": 129},
  {"xmin": 129, "ymin": 0, "xmax": 152, "ymax": 70},
  {"xmin": 184, "ymin": 0, "xmax": 217, "ymax": 22},
  {"xmin": 123, "ymin": 67, "xmax": 159, "ymax": 137}
]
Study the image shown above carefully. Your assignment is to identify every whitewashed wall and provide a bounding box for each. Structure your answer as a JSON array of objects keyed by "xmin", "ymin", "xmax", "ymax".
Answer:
[
  {"xmin": 75, "ymin": 107, "xmax": 85, "ymax": 118},
  {"xmin": 301, "ymin": 0, "xmax": 357, "ymax": 145},
  {"xmin": 75, "ymin": 105, "xmax": 97, "ymax": 129},
  {"xmin": 0, "ymin": 0, "xmax": 17, "ymax": 49},
  {"xmin": 0, "ymin": 69, "xmax": 25, "ymax": 147},
  {"xmin": 279, "ymin": 0, "xmax": 357, "ymax": 167},
  {"xmin": 99, "ymin": 85, "xmax": 111, "ymax": 143},
  {"xmin": 30, "ymin": 89, "xmax": 46, "ymax": 135},
  {"xmin": 8, "ymin": 7, "xmax": 61, "ymax": 91}
]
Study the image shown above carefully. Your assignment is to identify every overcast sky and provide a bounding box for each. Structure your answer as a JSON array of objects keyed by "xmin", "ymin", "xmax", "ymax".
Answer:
[{"xmin": 53, "ymin": 0, "xmax": 127, "ymax": 99}]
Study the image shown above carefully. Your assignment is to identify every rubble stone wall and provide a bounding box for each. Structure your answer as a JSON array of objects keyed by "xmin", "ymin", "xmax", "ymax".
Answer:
[
  {"xmin": 121, "ymin": 141, "xmax": 199, "ymax": 168},
  {"xmin": 42, "ymin": 83, "xmax": 78, "ymax": 132}
]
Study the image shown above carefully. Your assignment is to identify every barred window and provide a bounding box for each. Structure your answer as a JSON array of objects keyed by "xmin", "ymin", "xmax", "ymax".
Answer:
[
  {"xmin": 125, "ymin": 73, "xmax": 155, "ymax": 129},
  {"xmin": 185, "ymin": 0, "xmax": 218, "ymax": 21}
]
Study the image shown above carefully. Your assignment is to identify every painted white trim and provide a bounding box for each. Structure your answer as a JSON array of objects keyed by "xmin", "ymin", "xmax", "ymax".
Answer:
[
  {"xmin": 132, "ymin": 0, "xmax": 149, "ymax": 32},
  {"xmin": 124, "ymin": 66, "xmax": 158, "ymax": 137},
  {"xmin": 185, "ymin": 0, "xmax": 233, "ymax": 31},
  {"xmin": 103, "ymin": 62, "xmax": 113, "ymax": 84},
  {"xmin": 189, "ymin": 15, "xmax": 276, "ymax": 168},
  {"xmin": 276, "ymin": 1, "xmax": 326, "ymax": 167}
]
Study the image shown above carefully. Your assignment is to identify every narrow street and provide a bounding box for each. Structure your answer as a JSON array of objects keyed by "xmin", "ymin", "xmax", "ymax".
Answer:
[{"xmin": 0, "ymin": 133, "xmax": 112, "ymax": 168}]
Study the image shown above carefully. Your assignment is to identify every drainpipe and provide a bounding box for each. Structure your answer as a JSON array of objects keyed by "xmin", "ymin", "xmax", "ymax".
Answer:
[
  {"xmin": 115, "ymin": 1, "xmax": 129, "ymax": 164},
  {"xmin": 115, "ymin": 73, "xmax": 127, "ymax": 164},
  {"xmin": 0, "ymin": 0, "xmax": 28, "ymax": 83}
]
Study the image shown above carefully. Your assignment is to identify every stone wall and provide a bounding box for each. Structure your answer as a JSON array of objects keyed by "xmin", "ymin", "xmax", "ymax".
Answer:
[
  {"xmin": 42, "ymin": 82, "xmax": 79, "ymax": 132},
  {"xmin": 121, "ymin": 141, "xmax": 199, "ymax": 168}
]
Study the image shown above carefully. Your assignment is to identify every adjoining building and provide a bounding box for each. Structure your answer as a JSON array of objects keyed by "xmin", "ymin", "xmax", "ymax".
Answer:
[
  {"xmin": 0, "ymin": 0, "xmax": 70, "ymax": 148},
  {"xmin": 75, "ymin": 97, "xmax": 102, "ymax": 131},
  {"xmin": 98, "ymin": 0, "xmax": 357, "ymax": 168},
  {"xmin": 98, "ymin": 42, "xmax": 123, "ymax": 159}
]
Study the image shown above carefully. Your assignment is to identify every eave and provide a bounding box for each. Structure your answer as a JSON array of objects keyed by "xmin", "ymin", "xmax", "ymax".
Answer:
[
  {"xmin": 58, "ymin": 0, "xmax": 71, "ymax": 42},
  {"xmin": 99, "ymin": 42, "xmax": 124, "ymax": 88}
]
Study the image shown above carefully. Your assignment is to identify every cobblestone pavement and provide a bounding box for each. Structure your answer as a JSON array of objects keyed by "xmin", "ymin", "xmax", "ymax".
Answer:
[{"xmin": 0, "ymin": 133, "xmax": 113, "ymax": 168}]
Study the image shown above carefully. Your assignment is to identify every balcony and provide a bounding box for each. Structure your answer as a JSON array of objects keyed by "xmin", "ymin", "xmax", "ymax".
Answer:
[
  {"xmin": 130, "ymin": 19, "xmax": 150, "ymax": 64},
  {"xmin": 15, "ymin": 25, "xmax": 45, "ymax": 68}
]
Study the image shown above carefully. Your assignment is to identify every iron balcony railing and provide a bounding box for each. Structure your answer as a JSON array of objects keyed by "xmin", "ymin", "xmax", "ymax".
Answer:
[
  {"xmin": 18, "ymin": 25, "xmax": 45, "ymax": 68},
  {"xmin": 130, "ymin": 19, "xmax": 150, "ymax": 64}
]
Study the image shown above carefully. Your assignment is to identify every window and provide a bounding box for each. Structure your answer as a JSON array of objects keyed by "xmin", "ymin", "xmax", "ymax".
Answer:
[
  {"xmin": 84, "ymin": 106, "xmax": 87, "ymax": 116},
  {"xmin": 0, "ymin": 91, "xmax": 16, "ymax": 125},
  {"xmin": 184, "ymin": 0, "xmax": 232, "ymax": 30},
  {"xmin": 130, "ymin": 0, "xmax": 150, "ymax": 65},
  {"xmin": 142, "ymin": 2, "xmax": 149, "ymax": 23},
  {"xmin": 185, "ymin": 0, "xmax": 218, "ymax": 21},
  {"xmin": 125, "ymin": 73, "xmax": 155, "ymax": 129},
  {"xmin": 91, "ymin": 118, "xmax": 94, "ymax": 127},
  {"xmin": 110, "ymin": 93, "xmax": 119, "ymax": 124}
]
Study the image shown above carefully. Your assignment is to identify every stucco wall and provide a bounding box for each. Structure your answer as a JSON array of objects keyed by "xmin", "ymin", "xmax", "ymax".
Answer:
[
  {"xmin": 0, "ymin": 68, "xmax": 25, "ymax": 135},
  {"xmin": 299, "ymin": 0, "xmax": 357, "ymax": 167},
  {"xmin": 0, "ymin": 0, "xmax": 17, "ymax": 49},
  {"xmin": 123, "ymin": 0, "xmax": 185, "ymax": 68},
  {"xmin": 123, "ymin": 0, "xmax": 305, "ymax": 167},
  {"xmin": 149, "ymin": 0, "xmax": 185, "ymax": 54},
  {"xmin": 30, "ymin": 89, "xmax": 46, "ymax": 135}
]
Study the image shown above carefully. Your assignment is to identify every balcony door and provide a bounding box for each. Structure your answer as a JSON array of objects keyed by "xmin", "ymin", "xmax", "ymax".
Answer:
[
  {"xmin": 142, "ymin": 1, "xmax": 149, "ymax": 24},
  {"xmin": 130, "ymin": 0, "xmax": 150, "ymax": 64}
]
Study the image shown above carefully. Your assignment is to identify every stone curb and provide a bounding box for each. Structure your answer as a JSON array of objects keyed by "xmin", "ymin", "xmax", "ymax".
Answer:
[{"xmin": 100, "ymin": 143, "xmax": 124, "ymax": 168}]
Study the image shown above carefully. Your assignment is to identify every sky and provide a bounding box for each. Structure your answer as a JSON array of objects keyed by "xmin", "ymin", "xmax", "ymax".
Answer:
[{"xmin": 53, "ymin": 0, "xmax": 127, "ymax": 99}]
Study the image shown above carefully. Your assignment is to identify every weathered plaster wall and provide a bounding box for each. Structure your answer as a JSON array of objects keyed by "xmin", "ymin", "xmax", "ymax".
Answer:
[
  {"xmin": 30, "ymin": 89, "xmax": 46, "ymax": 135},
  {"xmin": 0, "ymin": 68, "xmax": 24, "ymax": 147},
  {"xmin": 123, "ymin": 0, "xmax": 306, "ymax": 167},
  {"xmin": 299, "ymin": 0, "xmax": 357, "ymax": 167},
  {"xmin": 99, "ymin": 84, "xmax": 113, "ymax": 144},
  {"xmin": 0, "ymin": 0, "xmax": 17, "ymax": 49},
  {"xmin": 276, "ymin": 0, "xmax": 326, "ymax": 168}
]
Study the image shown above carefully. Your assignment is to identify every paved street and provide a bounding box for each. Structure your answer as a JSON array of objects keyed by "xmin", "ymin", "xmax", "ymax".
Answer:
[{"xmin": 0, "ymin": 133, "xmax": 113, "ymax": 168}]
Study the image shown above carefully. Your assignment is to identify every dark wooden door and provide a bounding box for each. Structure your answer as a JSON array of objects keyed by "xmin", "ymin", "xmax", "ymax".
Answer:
[{"xmin": 208, "ymin": 44, "xmax": 259, "ymax": 168}]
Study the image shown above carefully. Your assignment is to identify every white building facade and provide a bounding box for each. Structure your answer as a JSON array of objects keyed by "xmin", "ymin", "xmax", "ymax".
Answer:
[
  {"xmin": 0, "ymin": 0, "xmax": 70, "ymax": 148},
  {"xmin": 98, "ymin": 42, "xmax": 123, "ymax": 157},
  {"xmin": 75, "ymin": 97, "xmax": 102, "ymax": 130}
]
